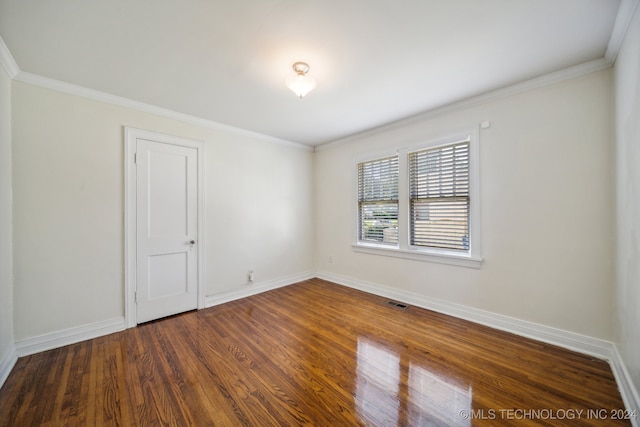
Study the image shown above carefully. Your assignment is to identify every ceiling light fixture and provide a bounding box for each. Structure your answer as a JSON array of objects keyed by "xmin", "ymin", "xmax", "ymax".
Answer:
[{"xmin": 285, "ymin": 62, "xmax": 316, "ymax": 99}]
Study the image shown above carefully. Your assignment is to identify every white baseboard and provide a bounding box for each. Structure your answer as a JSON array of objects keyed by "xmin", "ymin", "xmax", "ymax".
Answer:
[
  {"xmin": 317, "ymin": 271, "xmax": 640, "ymax": 418},
  {"xmin": 7, "ymin": 270, "xmax": 315, "ymax": 364},
  {"xmin": 0, "ymin": 345, "xmax": 18, "ymax": 390},
  {"xmin": 4, "ymin": 271, "xmax": 638, "ymax": 424},
  {"xmin": 317, "ymin": 271, "xmax": 614, "ymax": 360},
  {"xmin": 610, "ymin": 346, "xmax": 640, "ymax": 427},
  {"xmin": 205, "ymin": 271, "xmax": 316, "ymax": 308},
  {"xmin": 14, "ymin": 317, "xmax": 126, "ymax": 357}
]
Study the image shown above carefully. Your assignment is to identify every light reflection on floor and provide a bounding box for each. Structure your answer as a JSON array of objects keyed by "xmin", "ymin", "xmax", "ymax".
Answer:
[
  {"xmin": 356, "ymin": 338, "xmax": 472, "ymax": 426},
  {"xmin": 355, "ymin": 338, "xmax": 401, "ymax": 425}
]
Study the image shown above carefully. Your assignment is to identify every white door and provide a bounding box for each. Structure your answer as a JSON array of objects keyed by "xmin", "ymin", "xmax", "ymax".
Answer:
[{"xmin": 135, "ymin": 138, "xmax": 199, "ymax": 323}]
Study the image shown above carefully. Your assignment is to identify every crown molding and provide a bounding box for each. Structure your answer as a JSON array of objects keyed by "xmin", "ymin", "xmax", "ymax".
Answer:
[
  {"xmin": 0, "ymin": 37, "xmax": 19, "ymax": 78},
  {"xmin": 317, "ymin": 0, "xmax": 637, "ymax": 152},
  {"xmin": 13, "ymin": 72, "xmax": 313, "ymax": 152},
  {"xmin": 3, "ymin": 0, "xmax": 637, "ymax": 154},
  {"xmin": 316, "ymin": 57, "xmax": 612, "ymax": 151},
  {"xmin": 1, "ymin": 34, "xmax": 311, "ymax": 151},
  {"xmin": 606, "ymin": 0, "xmax": 640, "ymax": 63}
]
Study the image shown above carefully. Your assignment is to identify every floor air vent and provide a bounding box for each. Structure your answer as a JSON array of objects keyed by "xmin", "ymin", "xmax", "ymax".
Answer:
[{"xmin": 386, "ymin": 301, "xmax": 408, "ymax": 310}]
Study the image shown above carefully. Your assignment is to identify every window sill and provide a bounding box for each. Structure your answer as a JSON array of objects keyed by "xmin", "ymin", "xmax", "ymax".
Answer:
[{"xmin": 352, "ymin": 244, "xmax": 483, "ymax": 269}]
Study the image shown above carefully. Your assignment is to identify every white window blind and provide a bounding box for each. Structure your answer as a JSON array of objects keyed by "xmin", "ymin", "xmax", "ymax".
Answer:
[
  {"xmin": 358, "ymin": 156, "xmax": 399, "ymax": 245},
  {"xmin": 409, "ymin": 141, "xmax": 470, "ymax": 251}
]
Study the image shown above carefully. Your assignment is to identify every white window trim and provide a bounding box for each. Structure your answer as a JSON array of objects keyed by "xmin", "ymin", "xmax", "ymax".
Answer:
[{"xmin": 353, "ymin": 128, "xmax": 483, "ymax": 269}]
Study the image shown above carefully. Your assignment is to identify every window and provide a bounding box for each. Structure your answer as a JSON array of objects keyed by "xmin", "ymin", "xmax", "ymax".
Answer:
[
  {"xmin": 357, "ymin": 156, "xmax": 399, "ymax": 245},
  {"xmin": 409, "ymin": 141, "xmax": 470, "ymax": 251},
  {"xmin": 354, "ymin": 130, "xmax": 481, "ymax": 268}
]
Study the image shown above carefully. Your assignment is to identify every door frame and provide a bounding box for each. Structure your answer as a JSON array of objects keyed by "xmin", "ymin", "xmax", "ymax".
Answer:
[{"xmin": 124, "ymin": 127, "xmax": 206, "ymax": 328}]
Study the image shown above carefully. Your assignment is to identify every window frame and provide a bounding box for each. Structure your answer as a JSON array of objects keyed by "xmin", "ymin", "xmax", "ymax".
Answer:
[
  {"xmin": 356, "ymin": 154, "xmax": 400, "ymax": 246},
  {"xmin": 353, "ymin": 129, "xmax": 483, "ymax": 269}
]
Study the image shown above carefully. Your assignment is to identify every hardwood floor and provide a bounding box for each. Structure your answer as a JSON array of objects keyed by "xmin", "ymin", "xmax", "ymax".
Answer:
[{"xmin": 0, "ymin": 278, "xmax": 631, "ymax": 426}]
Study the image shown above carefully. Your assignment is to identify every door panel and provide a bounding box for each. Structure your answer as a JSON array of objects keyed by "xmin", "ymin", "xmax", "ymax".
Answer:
[
  {"xmin": 148, "ymin": 253, "xmax": 188, "ymax": 299},
  {"xmin": 148, "ymin": 150, "xmax": 189, "ymax": 237},
  {"xmin": 136, "ymin": 138, "xmax": 198, "ymax": 323}
]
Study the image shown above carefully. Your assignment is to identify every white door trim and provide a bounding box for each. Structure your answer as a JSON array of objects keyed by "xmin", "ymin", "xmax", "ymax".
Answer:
[{"xmin": 124, "ymin": 127, "xmax": 206, "ymax": 328}]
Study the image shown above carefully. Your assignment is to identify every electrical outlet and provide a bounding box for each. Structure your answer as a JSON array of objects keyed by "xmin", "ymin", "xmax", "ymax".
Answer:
[
  {"xmin": 328, "ymin": 255, "xmax": 333, "ymax": 264},
  {"xmin": 248, "ymin": 269, "xmax": 254, "ymax": 283}
]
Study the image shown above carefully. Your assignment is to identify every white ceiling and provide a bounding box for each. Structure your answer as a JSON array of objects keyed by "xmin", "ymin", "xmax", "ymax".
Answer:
[{"xmin": 0, "ymin": 0, "xmax": 628, "ymax": 146}]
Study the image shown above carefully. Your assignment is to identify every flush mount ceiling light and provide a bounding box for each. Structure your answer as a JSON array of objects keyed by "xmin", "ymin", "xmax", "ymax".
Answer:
[{"xmin": 285, "ymin": 62, "xmax": 317, "ymax": 99}]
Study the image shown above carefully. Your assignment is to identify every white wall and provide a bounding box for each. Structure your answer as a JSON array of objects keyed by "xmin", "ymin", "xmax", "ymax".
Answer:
[
  {"xmin": 614, "ymin": 4, "xmax": 640, "ymax": 403},
  {"xmin": 1, "ymin": 27, "xmax": 635, "ymax": 402},
  {"xmin": 315, "ymin": 70, "xmax": 614, "ymax": 340},
  {"xmin": 11, "ymin": 81, "xmax": 314, "ymax": 341},
  {"xmin": 0, "ymin": 59, "xmax": 14, "ymax": 370}
]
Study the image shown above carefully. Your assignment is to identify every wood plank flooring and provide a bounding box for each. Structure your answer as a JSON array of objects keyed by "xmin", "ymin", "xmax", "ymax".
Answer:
[{"xmin": 0, "ymin": 278, "xmax": 632, "ymax": 426}]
